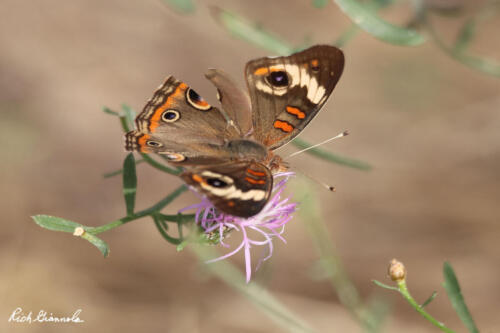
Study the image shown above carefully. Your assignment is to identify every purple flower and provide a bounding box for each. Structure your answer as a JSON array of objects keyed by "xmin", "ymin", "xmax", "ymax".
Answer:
[{"xmin": 180, "ymin": 172, "xmax": 297, "ymax": 282}]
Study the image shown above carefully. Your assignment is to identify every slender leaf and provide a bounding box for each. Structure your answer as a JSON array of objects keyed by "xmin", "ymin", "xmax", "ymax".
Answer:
[
  {"xmin": 421, "ymin": 291, "xmax": 438, "ymax": 308},
  {"xmin": 291, "ymin": 138, "xmax": 372, "ymax": 171},
  {"xmin": 426, "ymin": 11, "xmax": 500, "ymax": 78},
  {"xmin": 453, "ymin": 20, "xmax": 475, "ymax": 54},
  {"xmin": 153, "ymin": 215, "xmax": 182, "ymax": 245},
  {"xmin": 312, "ymin": 0, "xmax": 329, "ymax": 8},
  {"xmin": 103, "ymin": 159, "xmax": 145, "ymax": 178},
  {"xmin": 103, "ymin": 105, "xmax": 132, "ymax": 132},
  {"xmin": 102, "ymin": 106, "xmax": 120, "ymax": 116},
  {"xmin": 442, "ymin": 262, "xmax": 479, "ymax": 333},
  {"xmin": 372, "ymin": 279, "xmax": 399, "ymax": 291},
  {"xmin": 121, "ymin": 104, "xmax": 136, "ymax": 131},
  {"xmin": 162, "ymin": 0, "xmax": 195, "ymax": 14},
  {"xmin": 32, "ymin": 215, "xmax": 109, "ymax": 257},
  {"xmin": 451, "ymin": 53, "xmax": 500, "ymax": 77},
  {"xmin": 80, "ymin": 232, "xmax": 110, "ymax": 257},
  {"xmin": 123, "ymin": 153, "xmax": 137, "ymax": 216},
  {"xmin": 333, "ymin": 0, "xmax": 425, "ymax": 46},
  {"xmin": 32, "ymin": 215, "xmax": 83, "ymax": 233},
  {"xmin": 210, "ymin": 6, "xmax": 294, "ymax": 55}
]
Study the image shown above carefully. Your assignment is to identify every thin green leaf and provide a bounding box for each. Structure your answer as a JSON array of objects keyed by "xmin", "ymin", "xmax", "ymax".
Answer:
[
  {"xmin": 291, "ymin": 138, "xmax": 372, "ymax": 171},
  {"xmin": 421, "ymin": 291, "xmax": 438, "ymax": 308},
  {"xmin": 333, "ymin": 0, "xmax": 426, "ymax": 46},
  {"xmin": 141, "ymin": 153, "xmax": 182, "ymax": 175},
  {"xmin": 426, "ymin": 11, "xmax": 500, "ymax": 78},
  {"xmin": 453, "ymin": 19, "xmax": 475, "ymax": 54},
  {"xmin": 372, "ymin": 279, "xmax": 399, "ymax": 291},
  {"xmin": 32, "ymin": 215, "xmax": 83, "ymax": 233},
  {"xmin": 152, "ymin": 215, "xmax": 182, "ymax": 245},
  {"xmin": 32, "ymin": 215, "xmax": 109, "ymax": 257},
  {"xmin": 121, "ymin": 104, "xmax": 136, "ymax": 131},
  {"xmin": 454, "ymin": 0, "xmax": 500, "ymax": 53},
  {"xmin": 80, "ymin": 232, "xmax": 110, "ymax": 257},
  {"xmin": 176, "ymin": 240, "xmax": 189, "ymax": 251},
  {"xmin": 449, "ymin": 49, "xmax": 500, "ymax": 77},
  {"xmin": 103, "ymin": 159, "xmax": 145, "ymax": 178},
  {"xmin": 102, "ymin": 106, "xmax": 120, "ymax": 116},
  {"xmin": 119, "ymin": 116, "xmax": 130, "ymax": 132},
  {"xmin": 210, "ymin": 6, "xmax": 294, "ymax": 55},
  {"xmin": 162, "ymin": 0, "xmax": 195, "ymax": 14},
  {"xmin": 443, "ymin": 262, "xmax": 479, "ymax": 333},
  {"xmin": 312, "ymin": 0, "xmax": 329, "ymax": 8},
  {"xmin": 103, "ymin": 105, "xmax": 132, "ymax": 132},
  {"xmin": 123, "ymin": 153, "xmax": 137, "ymax": 216}
]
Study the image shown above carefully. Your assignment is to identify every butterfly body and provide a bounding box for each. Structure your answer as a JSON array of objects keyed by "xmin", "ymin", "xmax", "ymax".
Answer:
[{"xmin": 125, "ymin": 45, "xmax": 344, "ymax": 217}]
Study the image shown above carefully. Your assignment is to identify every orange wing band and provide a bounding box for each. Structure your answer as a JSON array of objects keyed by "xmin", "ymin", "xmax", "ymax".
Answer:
[
  {"xmin": 273, "ymin": 120, "xmax": 294, "ymax": 133},
  {"xmin": 245, "ymin": 177, "xmax": 266, "ymax": 185},
  {"xmin": 246, "ymin": 169, "xmax": 266, "ymax": 177},
  {"xmin": 286, "ymin": 106, "xmax": 306, "ymax": 119},
  {"xmin": 149, "ymin": 83, "xmax": 187, "ymax": 132}
]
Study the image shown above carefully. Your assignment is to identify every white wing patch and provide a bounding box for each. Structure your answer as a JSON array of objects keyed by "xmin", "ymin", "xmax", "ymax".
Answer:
[{"xmin": 198, "ymin": 171, "xmax": 266, "ymax": 202}]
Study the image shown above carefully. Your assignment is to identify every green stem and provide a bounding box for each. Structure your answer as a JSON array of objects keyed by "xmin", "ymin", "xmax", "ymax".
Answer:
[
  {"xmin": 141, "ymin": 153, "xmax": 183, "ymax": 175},
  {"xmin": 87, "ymin": 185, "xmax": 187, "ymax": 234},
  {"xmin": 397, "ymin": 280, "xmax": 455, "ymax": 333},
  {"xmin": 153, "ymin": 215, "xmax": 182, "ymax": 244}
]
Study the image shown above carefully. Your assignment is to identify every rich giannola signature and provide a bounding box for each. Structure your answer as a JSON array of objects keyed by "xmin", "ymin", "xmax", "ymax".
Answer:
[{"xmin": 8, "ymin": 307, "xmax": 84, "ymax": 324}]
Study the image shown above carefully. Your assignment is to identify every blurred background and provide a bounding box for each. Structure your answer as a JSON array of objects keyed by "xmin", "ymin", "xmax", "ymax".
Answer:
[{"xmin": 1, "ymin": 0, "xmax": 499, "ymax": 332}]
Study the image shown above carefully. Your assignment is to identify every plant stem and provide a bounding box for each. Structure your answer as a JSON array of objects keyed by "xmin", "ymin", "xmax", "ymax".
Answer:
[
  {"xmin": 397, "ymin": 280, "xmax": 455, "ymax": 333},
  {"xmin": 87, "ymin": 185, "xmax": 187, "ymax": 234}
]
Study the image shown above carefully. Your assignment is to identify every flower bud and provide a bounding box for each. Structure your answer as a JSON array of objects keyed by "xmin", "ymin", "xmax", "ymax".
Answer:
[{"xmin": 388, "ymin": 259, "xmax": 406, "ymax": 282}]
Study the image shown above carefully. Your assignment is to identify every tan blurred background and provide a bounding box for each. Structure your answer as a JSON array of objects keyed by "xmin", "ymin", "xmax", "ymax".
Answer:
[{"xmin": 1, "ymin": 0, "xmax": 499, "ymax": 332}]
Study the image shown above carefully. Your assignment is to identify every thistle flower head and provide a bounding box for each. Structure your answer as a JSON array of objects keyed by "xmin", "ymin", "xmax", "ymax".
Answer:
[{"xmin": 180, "ymin": 172, "xmax": 296, "ymax": 282}]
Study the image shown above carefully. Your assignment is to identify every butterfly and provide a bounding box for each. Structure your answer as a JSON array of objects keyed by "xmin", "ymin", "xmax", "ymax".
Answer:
[{"xmin": 125, "ymin": 45, "xmax": 344, "ymax": 218}]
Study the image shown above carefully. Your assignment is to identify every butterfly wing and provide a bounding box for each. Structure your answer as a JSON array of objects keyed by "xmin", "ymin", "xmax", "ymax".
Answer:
[
  {"xmin": 245, "ymin": 45, "xmax": 344, "ymax": 150},
  {"xmin": 205, "ymin": 68, "xmax": 253, "ymax": 136},
  {"xmin": 125, "ymin": 76, "xmax": 239, "ymax": 165},
  {"xmin": 181, "ymin": 161, "xmax": 273, "ymax": 218}
]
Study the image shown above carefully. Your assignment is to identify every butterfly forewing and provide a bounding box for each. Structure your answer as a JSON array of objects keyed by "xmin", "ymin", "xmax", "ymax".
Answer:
[
  {"xmin": 245, "ymin": 45, "xmax": 344, "ymax": 150},
  {"xmin": 125, "ymin": 76, "xmax": 239, "ymax": 165}
]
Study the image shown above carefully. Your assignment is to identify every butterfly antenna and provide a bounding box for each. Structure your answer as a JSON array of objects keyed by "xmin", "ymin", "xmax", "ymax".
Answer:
[
  {"xmin": 287, "ymin": 130, "xmax": 349, "ymax": 159},
  {"xmin": 293, "ymin": 166, "xmax": 336, "ymax": 192}
]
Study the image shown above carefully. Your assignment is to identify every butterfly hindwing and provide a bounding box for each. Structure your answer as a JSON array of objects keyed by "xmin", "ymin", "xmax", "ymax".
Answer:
[
  {"xmin": 181, "ymin": 161, "xmax": 273, "ymax": 218},
  {"xmin": 245, "ymin": 45, "xmax": 344, "ymax": 150}
]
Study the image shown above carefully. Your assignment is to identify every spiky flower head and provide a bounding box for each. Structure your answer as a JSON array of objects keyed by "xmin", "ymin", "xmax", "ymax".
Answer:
[{"xmin": 180, "ymin": 172, "xmax": 296, "ymax": 282}]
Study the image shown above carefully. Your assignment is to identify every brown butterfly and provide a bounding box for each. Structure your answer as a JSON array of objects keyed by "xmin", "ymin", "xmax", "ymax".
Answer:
[{"xmin": 125, "ymin": 45, "xmax": 344, "ymax": 217}]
